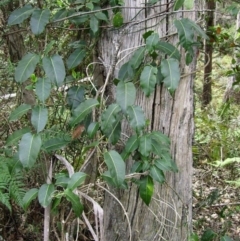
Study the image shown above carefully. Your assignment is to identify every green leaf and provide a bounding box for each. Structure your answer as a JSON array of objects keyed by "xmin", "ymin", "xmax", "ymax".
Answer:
[
  {"xmin": 131, "ymin": 161, "xmax": 142, "ymax": 173},
  {"xmin": 173, "ymin": 0, "xmax": 185, "ymax": 11},
  {"xmin": 90, "ymin": 15, "xmax": 99, "ymax": 34},
  {"xmin": 86, "ymin": 2, "xmax": 94, "ymax": 10},
  {"xmin": 126, "ymin": 105, "xmax": 145, "ymax": 131},
  {"xmin": 42, "ymin": 137, "xmax": 70, "ymax": 152},
  {"xmin": 161, "ymin": 58, "xmax": 180, "ymax": 94},
  {"xmin": 118, "ymin": 62, "xmax": 134, "ymax": 81},
  {"xmin": 38, "ymin": 184, "xmax": 55, "ymax": 208},
  {"xmin": 104, "ymin": 150, "xmax": 126, "ymax": 188},
  {"xmin": 102, "ymin": 170, "xmax": 116, "ymax": 186},
  {"xmin": 95, "ymin": 12, "xmax": 108, "ymax": 21},
  {"xmin": 107, "ymin": 120, "xmax": 121, "ymax": 144},
  {"xmin": 129, "ymin": 46, "xmax": 145, "ymax": 69},
  {"xmin": 156, "ymin": 41, "xmax": 181, "ymax": 60},
  {"xmin": 67, "ymin": 172, "xmax": 87, "ymax": 191},
  {"xmin": 0, "ymin": 193, "xmax": 11, "ymax": 212},
  {"xmin": 113, "ymin": 12, "xmax": 123, "ymax": 28},
  {"xmin": 15, "ymin": 53, "xmax": 40, "ymax": 83},
  {"xmin": 140, "ymin": 65, "xmax": 158, "ymax": 97},
  {"xmin": 8, "ymin": 4, "xmax": 33, "ymax": 25},
  {"xmin": 43, "ymin": 54, "xmax": 66, "ymax": 87},
  {"xmin": 139, "ymin": 176, "xmax": 154, "ymax": 206},
  {"xmin": 23, "ymin": 188, "xmax": 38, "ymax": 211},
  {"xmin": 55, "ymin": 177, "xmax": 70, "ymax": 188},
  {"xmin": 70, "ymin": 99, "xmax": 99, "ymax": 127},
  {"xmin": 139, "ymin": 134, "xmax": 152, "ymax": 157},
  {"xmin": 87, "ymin": 122, "xmax": 99, "ymax": 138},
  {"xmin": 146, "ymin": 32, "xmax": 159, "ymax": 51},
  {"xmin": 35, "ymin": 77, "xmax": 52, "ymax": 102},
  {"xmin": 31, "ymin": 106, "xmax": 48, "ymax": 133},
  {"xmin": 190, "ymin": 233, "xmax": 199, "ymax": 241},
  {"xmin": 52, "ymin": 8, "xmax": 68, "ymax": 21},
  {"xmin": 100, "ymin": 103, "xmax": 121, "ymax": 130},
  {"xmin": 30, "ymin": 9, "xmax": 50, "ymax": 35},
  {"xmin": 19, "ymin": 133, "xmax": 42, "ymax": 168},
  {"xmin": 121, "ymin": 134, "xmax": 139, "ymax": 160},
  {"xmin": 200, "ymin": 229, "xmax": 217, "ymax": 241},
  {"xmin": 220, "ymin": 236, "xmax": 233, "ymax": 241},
  {"xmin": 67, "ymin": 86, "xmax": 85, "ymax": 110},
  {"xmin": 151, "ymin": 130, "xmax": 170, "ymax": 146},
  {"xmin": 64, "ymin": 188, "xmax": 83, "ymax": 217},
  {"xmin": 6, "ymin": 127, "xmax": 31, "ymax": 146},
  {"xmin": 184, "ymin": 0, "xmax": 194, "ymax": 9},
  {"xmin": 66, "ymin": 48, "xmax": 86, "ymax": 70},
  {"xmin": 9, "ymin": 104, "xmax": 31, "ymax": 121},
  {"xmin": 150, "ymin": 165, "xmax": 165, "ymax": 183},
  {"xmin": 116, "ymin": 81, "xmax": 136, "ymax": 112},
  {"xmin": 187, "ymin": 18, "xmax": 209, "ymax": 40}
]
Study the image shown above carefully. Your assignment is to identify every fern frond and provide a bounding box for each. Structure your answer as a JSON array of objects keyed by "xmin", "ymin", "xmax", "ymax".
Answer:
[{"xmin": 0, "ymin": 191, "xmax": 12, "ymax": 212}]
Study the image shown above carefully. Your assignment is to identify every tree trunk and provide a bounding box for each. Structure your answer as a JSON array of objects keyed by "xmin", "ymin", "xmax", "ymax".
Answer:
[
  {"xmin": 98, "ymin": 1, "xmax": 196, "ymax": 240},
  {"xmin": 202, "ymin": 0, "xmax": 216, "ymax": 107}
]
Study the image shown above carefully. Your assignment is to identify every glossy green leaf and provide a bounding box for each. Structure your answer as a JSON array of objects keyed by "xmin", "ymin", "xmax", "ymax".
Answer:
[
  {"xmin": 6, "ymin": 127, "xmax": 31, "ymax": 146},
  {"xmin": 113, "ymin": 12, "xmax": 123, "ymax": 28},
  {"xmin": 9, "ymin": 104, "xmax": 31, "ymax": 121},
  {"xmin": 107, "ymin": 120, "xmax": 121, "ymax": 144},
  {"xmin": 126, "ymin": 105, "xmax": 145, "ymax": 131},
  {"xmin": 30, "ymin": 9, "xmax": 50, "ymax": 35},
  {"xmin": 121, "ymin": 135, "xmax": 139, "ymax": 160},
  {"xmin": 90, "ymin": 15, "xmax": 99, "ymax": 34},
  {"xmin": 19, "ymin": 133, "xmax": 42, "ymax": 168},
  {"xmin": 95, "ymin": 12, "xmax": 108, "ymax": 21},
  {"xmin": 200, "ymin": 229, "xmax": 217, "ymax": 241},
  {"xmin": 35, "ymin": 77, "xmax": 52, "ymax": 102},
  {"xmin": 139, "ymin": 176, "xmax": 154, "ymax": 206},
  {"xmin": 23, "ymin": 188, "xmax": 38, "ymax": 211},
  {"xmin": 131, "ymin": 161, "xmax": 142, "ymax": 173},
  {"xmin": 70, "ymin": 99, "xmax": 99, "ymax": 127},
  {"xmin": 55, "ymin": 177, "xmax": 70, "ymax": 188},
  {"xmin": 43, "ymin": 54, "xmax": 66, "ymax": 87},
  {"xmin": 42, "ymin": 137, "xmax": 70, "ymax": 152},
  {"xmin": 129, "ymin": 46, "xmax": 145, "ymax": 69},
  {"xmin": 31, "ymin": 106, "xmax": 48, "ymax": 133},
  {"xmin": 64, "ymin": 188, "xmax": 83, "ymax": 217},
  {"xmin": 146, "ymin": 32, "xmax": 159, "ymax": 51},
  {"xmin": 38, "ymin": 184, "xmax": 55, "ymax": 208},
  {"xmin": 102, "ymin": 170, "xmax": 116, "ymax": 186},
  {"xmin": 116, "ymin": 81, "xmax": 136, "ymax": 112},
  {"xmin": 66, "ymin": 48, "xmax": 86, "ymax": 70},
  {"xmin": 161, "ymin": 58, "xmax": 180, "ymax": 94},
  {"xmin": 104, "ymin": 150, "xmax": 126, "ymax": 187},
  {"xmin": 66, "ymin": 86, "xmax": 85, "ymax": 110},
  {"xmin": 8, "ymin": 4, "xmax": 33, "ymax": 25},
  {"xmin": 100, "ymin": 103, "xmax": 121, "ymax": 130},
  {"xmin": 118, "ymin": 62, "xmax": 134, "ymax": 81},
  {"xmin": 15, "ymin": 53, "xmax": 40, "ymax": 83},
  {"xmin": 173, "ymin": 0, "xmax": 185, "ymax": 11},
  {"xmin": 156, "ymin": 41, "xmax": 181, "ymax": 60},
  {"xmin": 68, "ymin": 172, "xmax": 87, "ymax": 191},
  {"xmin": 149, "ymin": 165, "xmax": 165, "ymax": 183},
  {"xmin": 86, "ymin": 2, "xmax": 94, "ymax": 10},
  {"xmin": 52, "ymin": 8, "xmax": 68, "ymax": 21},
  {"xmin": 140, "ymin": 65, "xmax": 158, "ymax": 97},
  {"xmin": 87, "ymin": 122, "xmax": 99, "ymax": 138},
  {"xmin": 151, "ymin": 130, "xmax": 170, "ymax": 146},
  {"xmin": 174, "ymin": 18, "xmax": 194, "ymax": 50},
  {"xmin": 139, "ymin": 134, "xmax": 152, "ymax": 157},
  {"xmin": 187, "ymin": 18, "xmax": 209, "ymax": 40}
]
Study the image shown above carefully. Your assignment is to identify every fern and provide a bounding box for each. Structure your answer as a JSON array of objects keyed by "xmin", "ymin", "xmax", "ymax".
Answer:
[{"xmin": 0, "ymin": 156, "xmax": 26, "ymax": 211}]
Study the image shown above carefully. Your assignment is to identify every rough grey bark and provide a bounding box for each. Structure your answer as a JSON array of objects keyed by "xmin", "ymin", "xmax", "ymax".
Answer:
[{"xmin": 98, "ymin": 1, "xmax": 197, "ymax": 240}]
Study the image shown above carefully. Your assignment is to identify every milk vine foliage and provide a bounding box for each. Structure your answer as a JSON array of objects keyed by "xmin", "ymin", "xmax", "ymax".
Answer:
[{"xmin": 4, "ymin": 0, "xmax": 207, "ymax": 216}]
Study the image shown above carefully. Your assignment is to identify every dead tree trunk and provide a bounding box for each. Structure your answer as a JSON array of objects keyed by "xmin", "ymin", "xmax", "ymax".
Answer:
[
  {"xmin": 98, "ymin": 1, "xmax": 197, "ymax": 240},
  {"xmin": 202, "ymin": 0, "xmax": 216, "ymax": 107}
]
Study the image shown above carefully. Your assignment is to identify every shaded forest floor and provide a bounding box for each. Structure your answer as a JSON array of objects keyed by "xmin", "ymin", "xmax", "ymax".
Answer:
[{"xmin": 193, "ymin": 162, "xmax": 240, "ymax": 240}]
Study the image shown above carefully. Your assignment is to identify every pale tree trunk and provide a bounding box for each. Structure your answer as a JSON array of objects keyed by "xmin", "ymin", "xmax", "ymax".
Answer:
[{"xmin": 98, "ymin": 1, "xmax": 197, "ymax": 240}]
